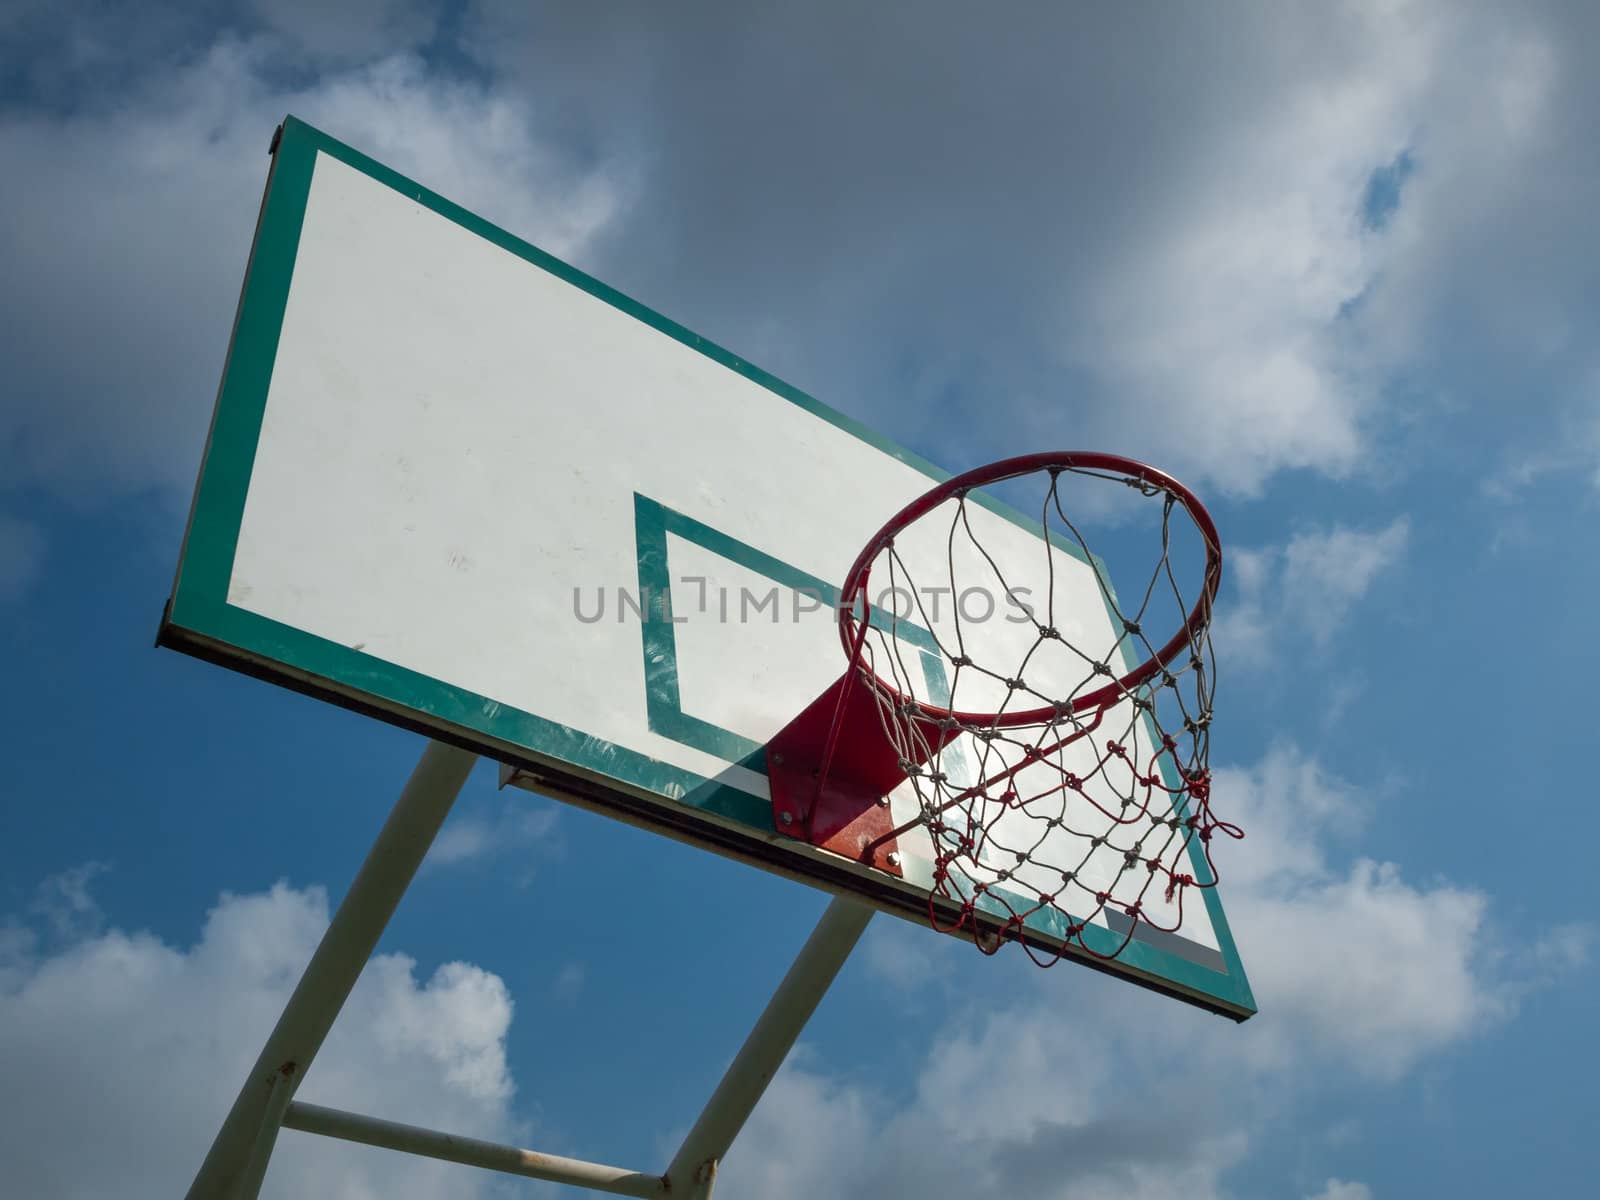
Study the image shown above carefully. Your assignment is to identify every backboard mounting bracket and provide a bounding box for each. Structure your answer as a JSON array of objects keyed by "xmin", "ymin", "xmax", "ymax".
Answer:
[
  {"xmin": 766, "ymin": 671, "xmax": 957, "ymax": 878},
  {"xmin": 768, "ymin": 753, "xmax": 904, "ymax": 875}
]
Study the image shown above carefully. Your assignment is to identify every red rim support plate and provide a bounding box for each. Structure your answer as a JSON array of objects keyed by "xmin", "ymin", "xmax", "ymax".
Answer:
[{"xmin": 766, "ymin": 672, "xmax": 958, "ymax": 877}]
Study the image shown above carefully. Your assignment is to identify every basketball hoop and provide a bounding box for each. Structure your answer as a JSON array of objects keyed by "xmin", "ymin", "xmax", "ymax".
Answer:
[{"xmin": 767, "ymin": 452, "xmax": 1241, "ymax": 964}]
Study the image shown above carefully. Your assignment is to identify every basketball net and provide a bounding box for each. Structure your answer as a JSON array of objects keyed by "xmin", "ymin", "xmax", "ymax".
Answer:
[{"xmin": 826, "ymin": 454, "xmax": 1241, "ymax": 963}]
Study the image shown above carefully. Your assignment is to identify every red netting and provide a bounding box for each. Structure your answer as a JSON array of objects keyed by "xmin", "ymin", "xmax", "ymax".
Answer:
[{"xmin": 833, "ymin": 454, "xmax": 1240, "ymax": 964}]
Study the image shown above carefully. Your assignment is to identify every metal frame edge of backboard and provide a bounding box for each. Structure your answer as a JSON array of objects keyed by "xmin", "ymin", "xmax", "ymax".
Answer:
[{"xmin": 157, "ymin": 114, "xmax": 1254, "ymax": 1022}]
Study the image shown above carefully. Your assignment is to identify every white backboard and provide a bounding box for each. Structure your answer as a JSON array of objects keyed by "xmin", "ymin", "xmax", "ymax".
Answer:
[{"xmin": 161, "ymin": 117, "xmax": 1252, "ymax": 1018}]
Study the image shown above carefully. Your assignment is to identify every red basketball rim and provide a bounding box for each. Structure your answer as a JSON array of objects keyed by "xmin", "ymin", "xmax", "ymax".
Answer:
[{"xmin": 838, "ymin": 451, "xmax": 1222, "ymax": 727}]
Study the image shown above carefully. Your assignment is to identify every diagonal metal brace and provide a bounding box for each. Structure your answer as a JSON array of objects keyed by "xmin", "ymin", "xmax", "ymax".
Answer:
[
  {"xmin": 186, "ymin": 740, "xmax": 478, "ymax": 1199},
  {"xmin": 665, "ymin": 896, "xmax": 874, "ymax": 1196}
]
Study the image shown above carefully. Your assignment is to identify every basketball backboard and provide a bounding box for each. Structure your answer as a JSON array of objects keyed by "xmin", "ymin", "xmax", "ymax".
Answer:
[{"xmin": 160, "ymin": 116, "xmax": 1252, "ymax": 1018}]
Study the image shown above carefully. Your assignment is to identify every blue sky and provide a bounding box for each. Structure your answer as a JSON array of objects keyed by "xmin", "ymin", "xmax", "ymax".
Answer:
[{"xmin": 2, "ymin": 3, "xmax": 1598, "ymax": 1198}]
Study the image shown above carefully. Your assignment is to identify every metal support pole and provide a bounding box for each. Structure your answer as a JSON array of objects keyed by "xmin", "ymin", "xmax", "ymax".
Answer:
[
  {"xmin": 185, "ymin": 740, "xmax": 478, "ymax": 1199},
  {"xmin": 282, "ymin": 1102, "xmax": 668, "ymax": 1197},
  {"xmin": 666, "ymin": 896, "xmax": 874, "ymax": 1192},
  {"xmin": 687, "ymin": 1158, "xmax": 718, "ymax": 1200},
  {"xmin": 233, "ymin": 1067, "xmax": 296, "ymax": 1200}
]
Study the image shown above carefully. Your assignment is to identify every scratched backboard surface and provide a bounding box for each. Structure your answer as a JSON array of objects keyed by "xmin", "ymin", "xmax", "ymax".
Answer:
[{"xmin": 160, "ymin": 117, "xmax": 1252, "ymax": 1017}]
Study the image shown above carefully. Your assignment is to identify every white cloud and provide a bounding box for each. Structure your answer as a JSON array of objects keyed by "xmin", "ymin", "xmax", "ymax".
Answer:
[
  {"xmin": 1482, "ymin": 371, "xmax": 1600, "ymax": 498},
  {"xmin": 0, "ymin": 513, "xmax": 45, "ymax": 602},
  {"xmin": 247, "ymin": 0, "xmax": 437, "ymax": 63},
  {"xmin": 1528, "ymin": 923, "xmax": 1593, "ymax": 976},
  {"xmin": 1282, "ymin": 521, "xmax": 1412, "ymax": 642},
  {"xmin": 1233, "ymin": 858, "xmax": 1492, "ymax": 1077},
  {"xmin": 1213, "ymin": 745, "xmax": 1500, "ymax": 1078},
  {"xmin": 0, "ymin": 874, "xmax": 524, "ymax": 1199},
  {"xmin": 717, "ymin": 741, "xmax": 1584, "ymax": 1198},
  {"xmin": 1216, "ymin": 519, "xmax": 1409, "ymax": 667},
  {"xmin": 1351, "ymin": 10, "xmax": 1600, "ymax": 492},
  {"xmin": 27, "ymin": 861, "xmax": 108, "ymax": 939},
  {"xmin": 1308, "ymin": 1181, "xmax": 1374, "ymax": 1200},
  {"xmin": 1213, "ymin": 744, "xmax": 1368, "ymax": 891},
  {"xmin": 1089, "ymin": 0, "xmax": 1600, "ymax": 498},
  {"xmin": 1211, "ymin": 547, "xmax": 1278, "ymax": 667},
  {"xmin": 0, "ymin": 919, "xmax": 36, "ymax": 991},
  {"xmin": 551, "ymin": 962, "xmax": 586, "ymax": 1004},
  {"xmin": 713, "ymin": 1056, "xmax": 879, "ymax": 1200},
  {"xmin": 427, "ymin": 798, "xmax": 560, "ymax": 869},
  {"xmin": 1055, "ymin": 78, "xmax": 1411, "ymax": 492},
  {"xmin": 858, "ymin": 910, "xmax": 960, "ymax": 993},
  {"xmin": 721, "ymin": 1037, "xmax": 1247, "ymax": 1200}
]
